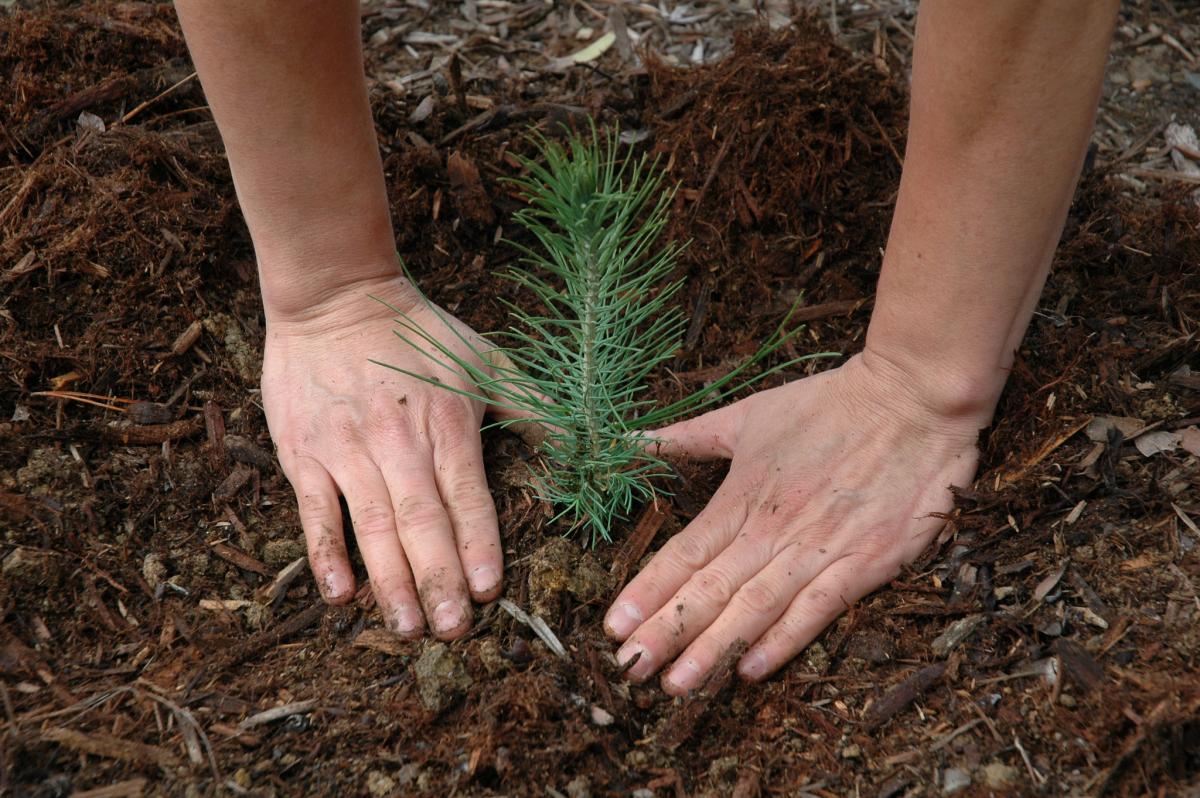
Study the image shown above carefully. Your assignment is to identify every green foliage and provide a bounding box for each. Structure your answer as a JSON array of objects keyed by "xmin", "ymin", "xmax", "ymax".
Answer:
[{"xmin": 375, "ymin": 126, "xmax": 835, "ymax": 545}]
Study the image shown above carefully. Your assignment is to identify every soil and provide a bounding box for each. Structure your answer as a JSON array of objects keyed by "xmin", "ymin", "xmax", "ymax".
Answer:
[{"xmin": 2, "ymin": 4, "xmax": 1200, "ymax": 797}]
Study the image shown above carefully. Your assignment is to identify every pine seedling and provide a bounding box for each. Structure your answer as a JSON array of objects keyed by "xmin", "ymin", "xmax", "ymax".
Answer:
[{"xmin": 375, "ymin": 126, "xmax": 835, "ymax": 545}]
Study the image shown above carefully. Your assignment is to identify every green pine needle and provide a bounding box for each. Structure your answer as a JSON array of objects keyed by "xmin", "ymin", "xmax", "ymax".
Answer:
[{"xmin": 376, "ymin": 124, "xmax": 837, "ymax": 545}]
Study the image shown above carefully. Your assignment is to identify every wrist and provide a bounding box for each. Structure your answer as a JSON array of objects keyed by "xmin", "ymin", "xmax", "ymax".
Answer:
[
  {"xmin": 260, "ymin": 260, "xmax": 420, "ymax": 330},
  {"xmin": 856, "ymin": 338, "xmax": 1005, "ymax": 429},
  {"xmin": 254, "ymin": 209, "xmax": 408, "ymax": 324}
]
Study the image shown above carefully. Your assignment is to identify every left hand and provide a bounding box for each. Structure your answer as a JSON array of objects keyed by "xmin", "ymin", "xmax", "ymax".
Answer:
[{"xmin": 604, "ymin": 351, "xmax": 987, "ymax": 693}]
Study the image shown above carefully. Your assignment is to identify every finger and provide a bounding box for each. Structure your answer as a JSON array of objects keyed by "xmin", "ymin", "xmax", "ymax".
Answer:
[
  {"xmin": 604, "ymin": 479, "xmax": 748, "ymax": 641},
  {"xmin": 329, "ymin": 460, "xmax": 425, "ymax": 638},
  {"xmin": 648, "ymin": 400, "xmax": 747, "ymax": 460},
  {"xmin": 658, "ymin": 542, "xmax": 834, "ymax": 695},
  {"xmin": 615, "ymin": 532, "xmax": 779, "ymax": 684},
  {"xmin": 379, "ymin": 447, "xmax": 474, "ymax": 640},
  {"xmin": 485, "ymin": 349, "xmax": 553, "ymax": 448},
  {"xmin": 737, "ymin": 556, "xmax": 869, "ymax": 682},
  {"xmin": 430, "ymin": 412, "xmax": 503, "ymax": 602},
  {"xmin": 288, "ymin": 457, "xmax": 355, "ymax": 604}
]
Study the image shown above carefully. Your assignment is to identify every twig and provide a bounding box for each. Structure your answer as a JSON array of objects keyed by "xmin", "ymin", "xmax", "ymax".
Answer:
[
  {"xmin": 1013, "ymin": 733, "xmax": 1046, "ymax": 785},
  {"xmin": 238, "ymin": 700, "xmax": 319, "ymax": 731},
  {"xmin": 117, "ymin": 71, "xmax": 198, "ymax": 126}
]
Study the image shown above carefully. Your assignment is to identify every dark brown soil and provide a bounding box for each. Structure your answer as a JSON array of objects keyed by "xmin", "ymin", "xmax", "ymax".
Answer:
[{"xmin": 2, "ymin": 6, "xmax": 1199, "ymax": 797}]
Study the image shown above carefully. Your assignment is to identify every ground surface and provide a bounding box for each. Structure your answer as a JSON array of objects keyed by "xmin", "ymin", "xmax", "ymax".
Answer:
[{"xmin": 2, "ymin": 2, "xmax": 1200, "ymax": 797}]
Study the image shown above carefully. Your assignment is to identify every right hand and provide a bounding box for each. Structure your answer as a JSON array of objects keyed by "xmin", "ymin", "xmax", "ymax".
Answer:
[{"xmin": 261, "ymin": 274, "xmax": 506, "ymax": 640}]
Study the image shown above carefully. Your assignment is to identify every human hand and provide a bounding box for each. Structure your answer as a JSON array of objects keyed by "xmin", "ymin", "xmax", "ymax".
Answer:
[
  {"xmin": 262, "ymin": 275, "xmax": 506, "ymax": 640},
  {"xmin": 604, "ymin": 351, "xmax": 987, "ymax": 692}
]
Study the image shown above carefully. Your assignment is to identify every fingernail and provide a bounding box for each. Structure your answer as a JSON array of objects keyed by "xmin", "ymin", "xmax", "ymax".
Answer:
[
  {"xmin": 323, "ymin": 571, "xmax": 350, "ymax": 601},
  {"xmin": 666, "ymin": 658, "xmax": 702, "ymax": 693},
  {"xmin": 392, "ymin": 605, "xmax": 423, "ymax": 636},
  {"xmin": 605, "ymin": 602, "xmax": 643, "ymax": 639},
  {"xmin": 739, "ymin": 649, "xmax": 768, "ymax": 680},
  {"xmin": 617, "ymin": 642, "xmax": 651, "ymax": 681},
  {"xmin": 433, "ymin": 599, "xmax": 466, "ymax": 634},
  {"xmin": 469, "ymin": 565, "xmax": 500, "ymax": 595}
]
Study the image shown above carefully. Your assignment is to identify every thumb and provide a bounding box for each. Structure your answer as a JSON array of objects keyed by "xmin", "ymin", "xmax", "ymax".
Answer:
[
  {"xmin": 482, "ymin": 349, "xmax": 550, "ymax": 449},
  {"xmin": 648, "ymin": 400, "xmax": 747, "ymax": 461}
]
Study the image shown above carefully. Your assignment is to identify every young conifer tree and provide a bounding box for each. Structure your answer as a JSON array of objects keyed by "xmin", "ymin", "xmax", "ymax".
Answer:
[{"xmin": 376, "ymin": 126, "xmax": 833, "ymax": 545}]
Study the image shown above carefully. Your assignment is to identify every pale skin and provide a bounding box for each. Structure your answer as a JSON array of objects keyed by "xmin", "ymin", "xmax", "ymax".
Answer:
[{"xmin": 173, "ymin": 1, "xmax": 1119, "ymax": 687}]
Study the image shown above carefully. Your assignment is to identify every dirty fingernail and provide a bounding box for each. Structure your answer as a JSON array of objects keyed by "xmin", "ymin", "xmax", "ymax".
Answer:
[
  {"xmin": 469, "ymin": 565, "xmax": 500, "ymax": 595},
  {"xmin": 433, "ymin": 599, "xmax": 465, "ymax": 634},
  {"xmin": 323, "ymin": 571, "xmax": 351, "ymax": 601},
  {"xmin": 617, "ymin": 642, "xmax": 651, "ymax": 681},
  {"xmin": 392, "ymin": 604, "xmax": 423, "ymax": 636},
  {"xmin": 605, "ymin": 602, "xmax": 643, "ymax": 639},
  {"xmin": 666, "ymin": 658, "xmax": 702, "ymax": 693},
  {"xmin": 739, "ymin": 649, "xmax": 767, "ymax": 680}
]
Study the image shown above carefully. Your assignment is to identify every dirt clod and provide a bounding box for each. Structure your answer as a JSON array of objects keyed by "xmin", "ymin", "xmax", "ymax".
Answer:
[
  {"xmin": 527, "ymin": 536, "xmax": 614, "ymax": 617},
  {"xmin": 413, "ymin": 641, "xmax": 472, "ymax": 713}
]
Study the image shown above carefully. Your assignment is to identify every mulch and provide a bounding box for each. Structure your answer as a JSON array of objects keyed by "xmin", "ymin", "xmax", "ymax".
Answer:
[{"xmin": 2, "ymin": 5, "xmax": 1198, "ymax": 796}]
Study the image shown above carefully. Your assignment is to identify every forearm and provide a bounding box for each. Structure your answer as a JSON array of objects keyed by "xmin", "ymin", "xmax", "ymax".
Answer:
[
  {"xmin": 864, "ymin": 0, "xmax": 1118, "ymax": 422},
  {"xmin": 174, "ymin": 1, "xmax": 400, "ymax": 320}
]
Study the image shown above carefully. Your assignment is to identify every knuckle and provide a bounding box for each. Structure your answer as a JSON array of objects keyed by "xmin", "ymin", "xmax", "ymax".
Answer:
[
  {"xmin": 667, "ymin": 533, "xmax": 711, "ymax": 572},
  {"xmin": 736, "ymin": 578, "xmax": 783, "ymax": 616},
  {"xmin": 686, "ymin": 567, "xmax": 737, "ymax": 609},
  {"xmin": 296, "ymin": 489, "xmax": 337, "ymax": 524},
  {"xmin": 428, "ymin": 397, "xmax": 473, "ymax": 435},
  {"xmin": 351, "ymin": 502, "xmax": 396, "ymax": 539},
  {"xmin": 326, "ymin": 401, "xmax": 363, "ymax": 436},
  {"xmin": 394, "ymin": 497, "xmax": 449, "ymax": 531}
]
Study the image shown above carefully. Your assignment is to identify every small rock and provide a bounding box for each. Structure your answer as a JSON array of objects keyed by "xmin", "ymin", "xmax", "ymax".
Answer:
[
  {"xmin": 233, "ymin": 768, "xmax": 252, "ymax": 790},
  {"xmin": 3, "ymin": 547, "xmax": 57, "ymax": 588},
  {"xmin": 589, "ymin": 705, "xmax": 614, "ymax": 726},
  {"xmin": 262, "ymin": 538, "xmax": 306, "ymax": 567},
  {"xmin": 708, "ymin": 756, "xmax": 739, "ymax": 780},
  {"xmin": 845, "ymin": 631, "xmax": 895, "ymax": 664},
  {"xmin": 202, "ymin": 314, "xmax": 260, "ymax": 386},
  {"xmin": 942, "ymin": 768, "xmax": 971, "ymax": 794},
  {"xmin": 1059, "ymin": 692, "xmax": 1077, "ymax": 708},
  {"xmin": 931, "ymin": 614, "xmax": 986, "ymax": 657},
  {"xmin": 804, "ymin": 642, "xmax": 830, "ymax": 673},
  {"xmin": 366, "ymin": 770, "xmax": 395, "ymax": 797},
  {"xmin": 566, "ymin": 775, "xmax": 591, "ymax": 798},
  {"xmin": 142, "ymin": 553, "xmax": 168, "ymax": 590},
  {"xmin": 477, "ymin": 638, "xmax": 508, "ymax": 675},
  {"xmin": 841, "ymin": 744, "xmax": 862, "ymax": 760},
  {"xmin": 982, "ymin": 761, "xmax": 1019, "ymax": 789},
  {"xmin": 527, "ymin": 538, "xmax": 613, "ymax": 617},
  {"xmin": 414, "ymin": 642, "xmax": 472, "ymax": 712},
  {"xmin": 16, "ymin": 447, "xmax": 66, "ymax": 491},
  {"xmin": 396, "ymin": 763, "xmax": 422, "ymax": 787},
  {"xmin": 632, "ymin": 790, "xmax": 655, "ymax": 798}
]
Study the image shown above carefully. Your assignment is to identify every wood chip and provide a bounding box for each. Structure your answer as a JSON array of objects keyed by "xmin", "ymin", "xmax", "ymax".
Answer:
[
  {"xmin": 168, "ymin": 320, "xmax": 202, "ymax": 357},
  {"xmin": 1179, "ymin": 426, "xmax": 1200, "ymax": 457},
  {"xmin": 70, "ymin": 778, "xmax": 148, "ymax": 798},
  {"xmin": 1032, "ymin": 560, "xmax": 1068, "ymax": 603},
  {"xmin": 238, "ymin": 699, "xmax": 318, "ymax": 731},
  {"xmin": 223, "ymin": 434, "xmax": 274, "ymax": 469},
  {"xmin": 1085, "ymin": 415, "xmax": 1146, "ymax": 442},
  {"xmin": 42, "ymin": 728, "xmax": 180, "ymax": 769},
  {"xmin": 212, "ymin": 464, "xmax": 254, "ymax": 504},
  {"xmin": 656, "ymin": 638, "xmax": 748, "ymax": 749},
  {"xmin": 353, "ymin": 627, "xmax": 408, "ymax": 656},
  {"xmin": 930, "ymin": 614, "xmax": 985, "ymax": 657},
  {"xmin": 3, "ymin": 250, "xmax": 40, "ymax": 282},
  {"xmin": 864, "ymin": 662, "xmax": 948, "ymax": 728},
  {"xmin": 611, "ymin": 504, "xmax": 668, "ymax": 590},
  {"xmin": 1134, "ymin": 430, "xmax": 1180, "ymax": 457},
  {"xmin": 1051, "ymin": 638, "xmax": 1105, "ymax": 693},
  {"xmin": 209, "ymin": 540, "xmax": 271, "ymax": 576},
  {"xmin": 255, "ymin": 556, "xmax": 308, "ymax": 604}
]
